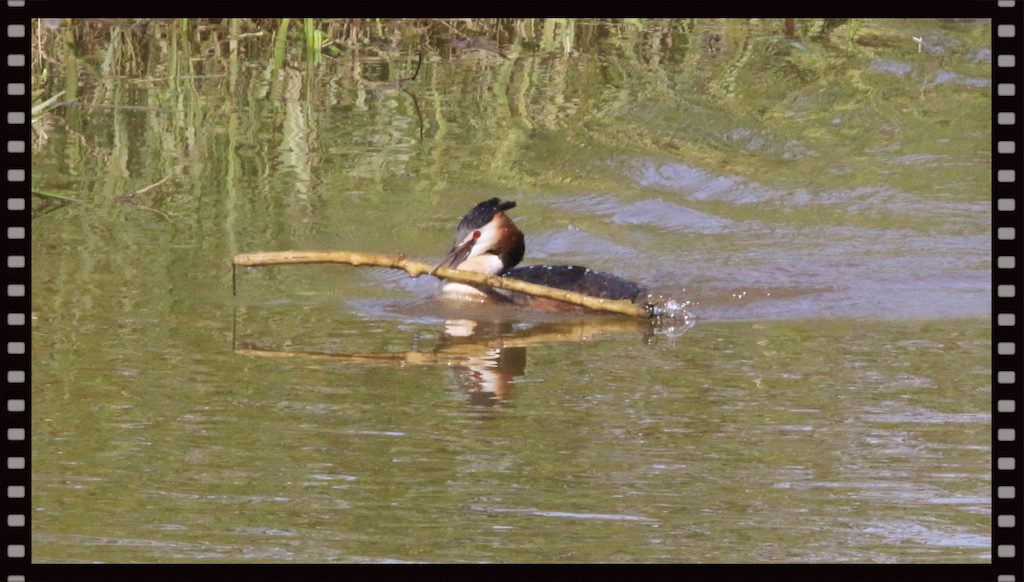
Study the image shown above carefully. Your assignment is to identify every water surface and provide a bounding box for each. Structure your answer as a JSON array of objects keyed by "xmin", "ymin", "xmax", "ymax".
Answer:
[{"xmin": 30, "ymin": 18, "xmax": 990, "ymax": 563}]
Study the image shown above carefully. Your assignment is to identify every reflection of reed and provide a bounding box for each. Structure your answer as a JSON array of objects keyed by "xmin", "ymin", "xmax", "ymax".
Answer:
[{"xmin": 31, "ymin": 18, "xmax": 873, "ymax": 207}]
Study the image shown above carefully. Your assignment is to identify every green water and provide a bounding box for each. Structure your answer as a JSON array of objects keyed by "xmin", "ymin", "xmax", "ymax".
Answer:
[{"xmin": 31, "ymin": 18, "xmax": 990, "ymax": 563}]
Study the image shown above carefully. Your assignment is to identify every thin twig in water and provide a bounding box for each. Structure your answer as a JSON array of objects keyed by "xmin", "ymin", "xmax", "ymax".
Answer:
[
  {"xmin": 114, "ymin": 167, "xmax": 181, "ymax": 221},
  {"xmin": 130, "ymin": 204, "xmax": 173, "ymax": 222},
  {"xmin": 399, "ymin": 48, "xmax": 424, "ymax": 83},
  {"xmin": 401, "ymin": 86, "xmax": 425, "ymax": 140},
  {"xmin": 129, "ymin": 167, "xmax": 178, "ymax": 197}
]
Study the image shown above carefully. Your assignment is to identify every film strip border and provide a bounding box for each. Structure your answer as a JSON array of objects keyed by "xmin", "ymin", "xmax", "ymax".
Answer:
[
  {"xmin": 994, "ymin": 1, "xmax": 1024, "ymax": 581},
  {"xmin": 0, "ymin": 5, "xmax": 1021, "ymax": 582},
  {"xmin": 4, "ymin": 1, "xmax": 30, "ymax": 581}
]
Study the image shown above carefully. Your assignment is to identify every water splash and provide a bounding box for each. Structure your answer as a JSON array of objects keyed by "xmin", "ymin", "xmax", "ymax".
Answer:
[{"xmin": 643, "ymin": 293, "xmax": 698, "ymax": 339}]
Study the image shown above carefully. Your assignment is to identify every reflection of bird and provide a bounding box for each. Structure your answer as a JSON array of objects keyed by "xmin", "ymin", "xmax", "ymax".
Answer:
[{"xmin": 433, "ymin": 198, "xmax": 645, "ymax": 310}]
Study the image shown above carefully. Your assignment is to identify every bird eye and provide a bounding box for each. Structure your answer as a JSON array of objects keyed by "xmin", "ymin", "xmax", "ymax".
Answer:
[{"xmin": 472, "ymin": 230, "xmax": 481, "ymax": 239}]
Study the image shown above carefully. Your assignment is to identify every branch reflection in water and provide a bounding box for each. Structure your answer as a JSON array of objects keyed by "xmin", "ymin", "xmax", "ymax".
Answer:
[{"xmin": 233, "ymin": 307, "xmax": 690, "ymax": 406}]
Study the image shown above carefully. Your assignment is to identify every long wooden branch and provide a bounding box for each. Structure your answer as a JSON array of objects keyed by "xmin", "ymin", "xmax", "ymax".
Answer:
[{"xmin": 232, "ymin": 250, "xmax": 652, "ymax": 318}]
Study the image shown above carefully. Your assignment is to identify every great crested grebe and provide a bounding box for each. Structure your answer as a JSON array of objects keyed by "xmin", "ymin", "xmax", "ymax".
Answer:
[{"xmin": 432, "ymin": 198, "xmax": 646, "ymax": 310}]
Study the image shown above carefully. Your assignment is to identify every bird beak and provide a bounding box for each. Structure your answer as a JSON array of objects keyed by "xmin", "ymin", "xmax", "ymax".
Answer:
[{"xmin": 430, "ymin": 238, "xmax": 476, "ymax": 275}]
